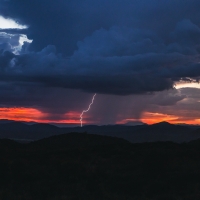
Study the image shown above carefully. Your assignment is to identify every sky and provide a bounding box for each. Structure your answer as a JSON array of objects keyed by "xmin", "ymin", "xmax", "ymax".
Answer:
[{"xmin": 1, "ymin": 0, "xmax": 200, "ymax": 125}]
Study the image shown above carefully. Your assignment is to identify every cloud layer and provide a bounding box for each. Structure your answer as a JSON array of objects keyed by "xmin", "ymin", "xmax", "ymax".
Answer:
[{"xmin": 0, "ymin": 22, "xmax": 200, "ymax": 95}]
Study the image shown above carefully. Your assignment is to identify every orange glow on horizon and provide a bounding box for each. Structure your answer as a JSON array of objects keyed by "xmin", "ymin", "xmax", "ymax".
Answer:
[
  {"xmin": 119, "ymin": 112, "xmax": 200, "ymax": 125},
  {"xmin": 0, "ymin": 108, "xmax": 82, "ymax": 124},
  {"xmin": 0, "ymin": 108, "xmax": 45, "ymax": 122},
  {"xmin": 1, "ymin": 108, "xmax": 200, "ymax": 125},
  {"xmin": 141, "ymin": 112, "xmax": 179, "ymax": 124},
  {"xmin": 142, "ymin": 112, "xmax": 200, "ymax": 125}
]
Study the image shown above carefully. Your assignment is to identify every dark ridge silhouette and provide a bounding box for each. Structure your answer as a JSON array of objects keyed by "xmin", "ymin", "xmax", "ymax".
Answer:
[
  {"xmin": 1, "ymin": 121, "xmax": 29, "ymax": 129},
  {"xmin": 1, "ymin": 120, "xmax": 200, "ymax": 143},
  {"xmin": 152, "ymin": 121, "xmax": 171, "ymax": 126},
  {"xmin": 0, "ymin": 121, "xmax": 65, "ymax": 140},
  {"xmin": 30, "ymin": 123, "xmax": 59, "ymax": 129},
  {"xmin": 0, "ymin": 119, "xmax": 16, "ymax": 124}
]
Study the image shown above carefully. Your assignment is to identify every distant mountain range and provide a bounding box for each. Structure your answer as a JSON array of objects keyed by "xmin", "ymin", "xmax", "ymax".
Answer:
[{"xmin": 0, "ymin": 120, "xmax": 200, "ymax": 143}]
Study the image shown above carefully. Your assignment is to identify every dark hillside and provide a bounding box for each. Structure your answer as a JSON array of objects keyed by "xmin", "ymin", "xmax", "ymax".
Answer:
[
  {"xmin": 29, "ymin": 132, "xmax": 129, "ymax": 150},
  {"xmin": 0, "ymin": 133, "xmax": 200, "ymax": 199},
  {"xmin": 125, "ymin": 121, "xmax": 192, "ymax": 143},
  {"xmin": 0, "ymin": 122, "xmax": 65, "ymax": 140},
  {"xmin": 0, "ymin": 138, "xmax": 21, "ymax": 149}
]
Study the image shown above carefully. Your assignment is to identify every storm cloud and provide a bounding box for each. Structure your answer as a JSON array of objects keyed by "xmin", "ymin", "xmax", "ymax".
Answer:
[{"xmin": 0, "ymin": 24, "xmax": 200, "ymax": 95}]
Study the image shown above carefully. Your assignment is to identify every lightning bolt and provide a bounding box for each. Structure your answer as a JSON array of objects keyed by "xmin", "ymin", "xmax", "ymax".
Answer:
[{"xmin": 80, "ymin": 93, "xmax": 96, "ymax": 127}]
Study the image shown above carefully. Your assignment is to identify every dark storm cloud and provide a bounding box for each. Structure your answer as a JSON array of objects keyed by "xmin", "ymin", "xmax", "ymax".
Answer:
[
  {"xmin": 0, "ymin": 44, "xmax": 176, "ymax": 94},
  {"xmin": 0, "ymin": 0, "xmax": 200, "ymax": 97},
  {"xmin": 0, "ymin": 26, "xmax": 196, "ymax": 94},
  {"xmin": 1, "ymin": 0, "xmax": 200, "ymax": 54}
]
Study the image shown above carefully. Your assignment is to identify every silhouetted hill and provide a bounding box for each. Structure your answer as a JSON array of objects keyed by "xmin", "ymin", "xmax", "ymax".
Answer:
[
  {"xmin": 1, "ymin": 134, "xmax": 200, "ymax": 199},
  {"xmin": 72, "ymin": 122, "xmax": 193, "ymax": 143},
  {"xmin": 1, "ymin": 121, "xmax": 29, "ymax": 129},
  {"xmin": 62, "ymin": 124, "xmax": 147, "ymax": 139},
  {"xmin": 149, "ymin": 121, "xmax": 189, "ymax": 131},
  {"xmin": 29, "ymin": 132, "xmax": 129, "ymax": 150},
  {"xmin": 31, "ymin": 123, "xmax": 59, "ymax": 130},
  {"xmin": 128, "ymin": 121, "xmax": 192, "ymax": 143},
  {"xmin": 152, "ymin": 121, "xmax": 171, "ymax": 126},
  {"xmin": 0, "ymin": 119, "xmax": 36, "ymax": 125},
  {"xmin": 0, "ymin": 121, "xmax": 65, "ymax": 140},
  {"xmin": 190, "ymin": 127, "xmax": 200, "ymax": 134},
  {"xmin": 0, "ymin": 138, "xmax": 21, "ymax": 149},
  {"xmin": 0, "ymin": 119, "xmax": 16, "ymax": 124}
]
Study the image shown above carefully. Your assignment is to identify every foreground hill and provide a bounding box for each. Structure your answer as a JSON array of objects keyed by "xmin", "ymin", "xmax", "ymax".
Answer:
[
  {"xmin": 29, "ymin": 132, "xmax": 129, "ymax": 150},
  {"xmin": 1, "ymin": 133, "xmax": 200, "ymax": 199}
]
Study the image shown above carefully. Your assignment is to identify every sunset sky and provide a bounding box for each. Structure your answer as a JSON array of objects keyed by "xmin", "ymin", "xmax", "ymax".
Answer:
[{"xmin": 1, "ymin": 0, "xmax": 200, "ymax": 126}]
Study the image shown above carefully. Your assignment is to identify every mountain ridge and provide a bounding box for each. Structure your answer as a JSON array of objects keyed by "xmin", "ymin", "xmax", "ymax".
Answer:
[{"xmin": 0, "ymin": 120, "xmax": 199, "ymax": 143}]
